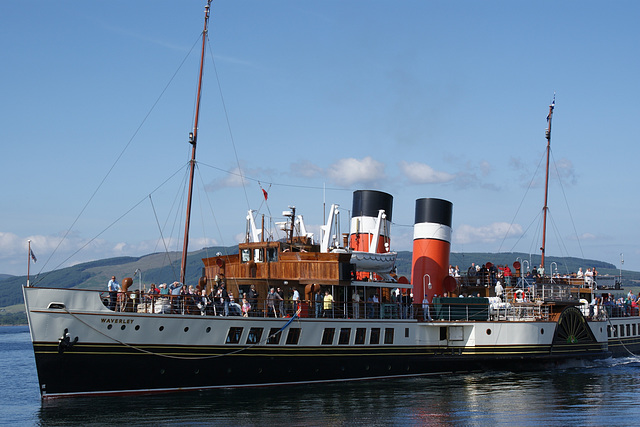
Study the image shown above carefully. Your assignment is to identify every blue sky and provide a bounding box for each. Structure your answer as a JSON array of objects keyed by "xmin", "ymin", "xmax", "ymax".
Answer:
[{"xmin": 1, "ymin": 1, "xmax": 639, "ymax": 277}]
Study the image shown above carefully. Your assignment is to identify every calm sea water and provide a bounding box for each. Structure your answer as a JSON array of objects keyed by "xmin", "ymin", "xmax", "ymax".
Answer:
[{"xmin": 2, "ymin": 325, "xmax": 640, "ymax": 426}]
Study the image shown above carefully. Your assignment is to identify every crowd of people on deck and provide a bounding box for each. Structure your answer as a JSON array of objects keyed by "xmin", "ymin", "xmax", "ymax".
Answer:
[
  {"xmin": 104, "ymin": 276, "xmax": 431, "ymax": 320},
  {"xmin": 460, "ymin": 261, "xmax": 602, "ymax": 288},
  {"xmin": 592, "ymin": 291, "xmax": 640, "ymax": 318},
  {"xmin": 105, "ymin": 264, "xmax": 633, "ymax": 321}
]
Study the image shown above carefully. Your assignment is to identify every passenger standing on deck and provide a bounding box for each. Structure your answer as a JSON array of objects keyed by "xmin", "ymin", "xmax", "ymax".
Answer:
[
  {"xmin": 221, "ymin": 283, "xmax": 230, "ymax": 316},
  {"xmin": 169, "ymin": 281, "xmax": 183, "ymax": 314},
  {"xmin": 277, "ymin": 287, "xmax": 285, "ymax": 317},
  {"xmin": 248, "ymin": 285, "xmax": 259, "ymax": 317},
  {"xmin": 495, "ymin": 280, "xmax": 504, "ymax": 302},
  {"xmin": 372, "ymin": 293, "xmax": 379, "ymax": 318},
  {"xmin": 108, "ymin": 276, "xmax": 120, "ymax": 311},
  {"xmin": 585, "ymin": 268, "xmax": 594, "ymax": 288},
  {"xmin": 315, "ymin": 289, "xmax": 323, "ymax": 318},
  {"xmin": 242, "ymin": 297, "xmax": 251, "ymax": 317},
  {"xmin": 503, "ymin": 265, "xmax": 512, "ymax": 286},
  {"xmin": 292, "ymin": 288, "xmax": 300, "ymax": 313},
  {"xmin": 267, "ymin": 287, "xmax": 277, "ymax": 317},
  {"xmin": 352, "ymin": 289, "xmax": 360, "ymax": 319},
  {"xmin": 422, "ymin": 294, "xmax": 433, "ymax": 321},
  {"xmin": 323, "ymin": 291, "xmax": 334, "ymax": 318}
]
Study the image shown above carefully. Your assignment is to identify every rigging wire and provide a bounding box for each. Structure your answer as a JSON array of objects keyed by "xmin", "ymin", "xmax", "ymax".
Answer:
[
  {"xmin": 550, "ymin": 150, "xmax": 585, "ymax": 260},
  {"xmin": 197, "ymin": 161, "xmax": 351, "ymax": 192},
  {"xmin": 497, "ymin": 148, "xmax": 546, "ymax": 254},
  {"xmin": 206, "ymin": 33, "xmax": 251, "ymax": 212},
  {"xmin": 149, "ymin": 195, "xmax": 180, "ymax": 281},
  {"xmin": 34, "ymin": 34, "xmax": 205, "ymax": 278},
  {"xmin": 32, "ymin": 165, "xmax": 187, "ymax": 286}
]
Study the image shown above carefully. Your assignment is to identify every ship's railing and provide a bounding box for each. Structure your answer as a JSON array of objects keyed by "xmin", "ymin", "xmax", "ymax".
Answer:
[
  {"xmin": 503, "ymin": 284, "xmax": 576, "ymax": 303},
  {"xmin": 100, "ymin": 291, "xmax": 558, "ymax": 322},
  {"xmin": 601, "ymin": 302, "xmax": 639, "ymax": 318},
  {"xmin": 486, "ymin": 296, "xmax": 546, "ymax": 321}
]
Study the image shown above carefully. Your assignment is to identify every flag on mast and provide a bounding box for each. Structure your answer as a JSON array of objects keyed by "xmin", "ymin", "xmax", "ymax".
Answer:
[{"xmin": 30, "ymin": 248, "xmax": 37, "ymax": 263}]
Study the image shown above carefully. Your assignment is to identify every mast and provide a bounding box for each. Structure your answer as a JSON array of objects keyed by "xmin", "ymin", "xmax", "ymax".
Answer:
[
  {"xmin": 540, "ymin": 94, "xmax": 555, "ymax": 271},
  {"xmin": 180, "ymin": 0, "xmax": 212, "ymax": 285}
]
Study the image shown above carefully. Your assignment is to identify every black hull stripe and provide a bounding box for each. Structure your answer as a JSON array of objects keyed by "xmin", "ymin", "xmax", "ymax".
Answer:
[{"xmin": 34, "ymin": 348, "xmax": 609, "ymax": 399}]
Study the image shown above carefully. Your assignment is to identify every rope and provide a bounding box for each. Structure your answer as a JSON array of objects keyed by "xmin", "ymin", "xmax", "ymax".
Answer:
[{"xmin": 61, "ymin": 306, "xmax": 301, "ymax": 360}]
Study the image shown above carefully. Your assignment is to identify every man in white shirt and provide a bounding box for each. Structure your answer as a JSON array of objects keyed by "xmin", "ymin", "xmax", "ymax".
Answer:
[
  {"xmin": 107, "ymin": 276, "xmax": 121, "ymax": 310},
  {"xmin": 495, "ymin": 280, "xmax": 504, "ymax": 302}
]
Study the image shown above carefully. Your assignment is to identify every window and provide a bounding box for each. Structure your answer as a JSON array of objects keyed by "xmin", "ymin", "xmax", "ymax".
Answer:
[
  {"xmin": 226, "ymin": 327, "xmax": 243, "ymax": 344},
  {"xmin": 267, "ymin": 247, "xmax": 278, "ymax": 262},
  {"xmin": 634, "ymin": 324, "xmax": 637, "ymax": 336},
  {"xmin": 384, "ymin": 328, "xmax": 394, "ymax": 344},
  {"xmin": 338, "ymin": 328, "xmax": 351, "ymax": 345},
  {"xmin": 286, "ymin": 328, "xmax": 301, "ymax": 345},
  {"xmin": 254, "ymin": 248, "xmax": 264, "ymax": 262},
  {"xmin": 322, "ymin": 328, "xmax": 336, "ymax": 345},
  {"xmin": 355, "ymin": 328, "xmax": 366, "ymax": 345},
  {"xmin": 405, "ymin": 327, "xmax": 409, "ymax": 338},
  {"xmin": 241, "ymin": 249, "xmax": 251, "ymax": 262},
  {"xmin": 440, "ymin": 326, "xmax": 447, "ymax": 341},
  {"xmin": 370, "ymin": 328, "xmax": 380, "ymax": 345},
  {"xmin": 267, "ymin": 327, "xmax": 282, "ymax": 345},
  {"xmin": 627, "ymin": 324, "xmax": 631, "ymax": 337},
  {"xmin": 246, "ymin": 327, "xmax": 263, "ymax": 344}
]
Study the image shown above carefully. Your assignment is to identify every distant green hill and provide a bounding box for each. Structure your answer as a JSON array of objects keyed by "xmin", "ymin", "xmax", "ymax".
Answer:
[
  {"xmin": 0, "ymin": 246, "xmax": 237, "ymax": 308},
  {"xmin": 2, "ymin": 247, "xmax": 638, "ymax": 316}
]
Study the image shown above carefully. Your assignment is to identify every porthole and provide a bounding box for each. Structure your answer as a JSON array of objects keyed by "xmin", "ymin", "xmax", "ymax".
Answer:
[
  {"xmin": 135, "ymin": 325, "xmax": 140, "ymax": 331},
  {"xmin": 184, "ymin": 327, "xmax": 189, "ymax": 332},
  {"xmin": 194, "ymin": 369, "xmax": 200, "ymax": 374},
  {"xmin": 159, "ymin": 326, "xmax": 164, "ymax": 331},
  {"xmin": 541, "ymin": 328, "xmax": 545, "ymax": 335},
  {"xmin": 486, "ymin": 329, "xmax": 492, "ymax": 335},
  {"xmin": 160, "ymin": 369, "xmax": 165, "ymax": 375},
  {"xmin": 206, "ymin": 327, "xmax": 211, "ymax": 333},
  {"xmin": 107, "ymin": 324, "xmax": 113, "ymax": 330},
  {"xmin": 365, "ymin": 365, "xmax": 370, "ymax": 371},
  {"xmin": 121, "ymin": 325, "xmax": 126, "ymax": 330},
  {"xmin": 387, "ymin": 365, "xmax": 392, "ymax": 371}
]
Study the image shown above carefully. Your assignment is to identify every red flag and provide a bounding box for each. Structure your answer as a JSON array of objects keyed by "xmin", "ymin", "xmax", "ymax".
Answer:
[{"xmin": 262, "ymin": 189, "xmax": 268, "ymax": 200}]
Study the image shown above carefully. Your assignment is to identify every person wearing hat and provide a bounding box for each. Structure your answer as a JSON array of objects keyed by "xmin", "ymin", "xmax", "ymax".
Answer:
[{"xmin": 107, "ymin": 276, "xmax": 121, "ymax": 310}]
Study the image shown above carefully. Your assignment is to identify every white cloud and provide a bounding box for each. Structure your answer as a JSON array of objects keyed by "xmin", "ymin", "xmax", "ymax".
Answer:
[
  {"xmin": 327, "ymin": 156, "xmax": 386, "ymax": 186},
  {"xmin": 398, "ymin": 161, "xmax": 456, "ymax": 184},
  {"xmin": 453, "ymin": 222, "xmax": 523, "ymax": 245},
  {"xmin": 553, "ymin": 158, "xmax": 577, "ymax": 185},
  {"xmin": 290, "ymin": 160, "xmax": 324, "ymax": 179}
]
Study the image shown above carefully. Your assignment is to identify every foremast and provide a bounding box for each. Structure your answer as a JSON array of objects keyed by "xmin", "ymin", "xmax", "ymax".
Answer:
[
  {"xmin": 180, "ymin": 0, "xmax": 212, "ymax": 285},
  {"xmin": 540, "ymin": 95, "xmax": 555, "ymax": 271}
]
